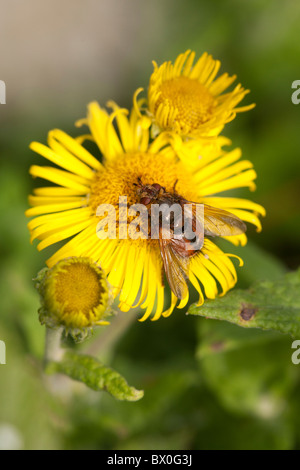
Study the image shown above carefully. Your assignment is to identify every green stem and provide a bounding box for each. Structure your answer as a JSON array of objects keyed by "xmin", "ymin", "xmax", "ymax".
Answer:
[{"xmin": 44, "ymin": 327, "xmax": 64, "ymax": 365}]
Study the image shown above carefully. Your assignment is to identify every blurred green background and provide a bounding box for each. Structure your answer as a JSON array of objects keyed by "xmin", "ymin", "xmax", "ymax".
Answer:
[{"xmin": 0, "ymin": 0, "xmax": 300, "ymax": 450}]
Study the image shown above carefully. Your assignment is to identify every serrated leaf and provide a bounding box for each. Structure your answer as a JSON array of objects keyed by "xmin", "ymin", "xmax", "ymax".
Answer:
[
  {"xmin": 188, "ymin": 268, "xmax": 300, "ymax": 337},
  {"xmin": 46, "ymin": 352, "xmax": 144, "ymax": 401}
]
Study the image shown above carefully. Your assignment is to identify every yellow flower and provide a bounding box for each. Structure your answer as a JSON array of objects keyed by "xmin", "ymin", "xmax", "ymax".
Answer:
[
  {"xmin": 26, "ymin": 100, "xmax": 264, "ymax": 321},
  {"xmin": 146, "ymin": 50, "xmax": 255, "ymax": 139},
  {"xmin": 35, "ymin": 257, "xmax": 111, "ymax": 334}
]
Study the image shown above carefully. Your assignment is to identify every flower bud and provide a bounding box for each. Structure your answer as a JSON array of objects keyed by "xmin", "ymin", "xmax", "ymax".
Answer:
[{"xmin": 35, "ymin": 257, "xmax": 112, "ymax": 336}]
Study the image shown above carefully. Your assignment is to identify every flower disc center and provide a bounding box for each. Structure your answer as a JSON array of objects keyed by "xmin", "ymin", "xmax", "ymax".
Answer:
[
  {"xmin": 55, "ymin": 262, "xmax": 103, "ymax": 315},
  {"xmin": 156, "ymin": 76, "xmax": 215, "ymax": 131}
]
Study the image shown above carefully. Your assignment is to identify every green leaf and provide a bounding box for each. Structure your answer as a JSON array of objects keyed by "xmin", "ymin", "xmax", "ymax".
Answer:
[
  {"xmin": 46, "ymin": 351, "xmax": 144, "ymax": 402},
  {"xmin": 196, "ymin": 320, "xmax": 296, "ymax": 421},
  {"xmin": 197, "ymin": 318, "xmax": 280, "ymax": 360},
  {"xmin": 188, "ymin": 268, "xmax": 300, "ymax": 337}
]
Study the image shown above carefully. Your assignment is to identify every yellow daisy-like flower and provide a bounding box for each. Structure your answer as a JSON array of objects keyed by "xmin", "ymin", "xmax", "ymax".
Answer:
[
  {"xmin": 146, "ymin": 50, "xmax": 255, "ymax": 139},
  {"xmin": 26, "ymin": 100, "xmax": 265, "ymax": 321},
  {"xmin": 35, "ymin": 257, "xmax": 111, "ymax": 333}
]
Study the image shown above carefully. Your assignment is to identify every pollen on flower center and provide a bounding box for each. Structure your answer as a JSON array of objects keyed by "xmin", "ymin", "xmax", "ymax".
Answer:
[
  {"xmin": 54, "ymin": 262, "xmax": 103, "ymax": 315},
  {"xmin": 155, "ymin": 77, "xmax": 216, "ymax": 131},
  {"xmin": 89, "ymin": 152, "xmax": 197, "ymax": 212}
]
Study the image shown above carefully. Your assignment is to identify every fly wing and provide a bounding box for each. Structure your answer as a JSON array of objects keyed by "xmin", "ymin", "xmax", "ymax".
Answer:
[
  {"xmin": 159, "ymin": 234, "xmax": 189, "ymax": 300},
  {"xmin": 200, "ymin": 204, "xmax": 247, "ymax": 237}
]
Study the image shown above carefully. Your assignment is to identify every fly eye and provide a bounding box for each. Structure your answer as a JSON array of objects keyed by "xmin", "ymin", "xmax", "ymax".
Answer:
[{"xmin": 152, "ymin": 183, "xmax": 161, "ymax": 191}]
